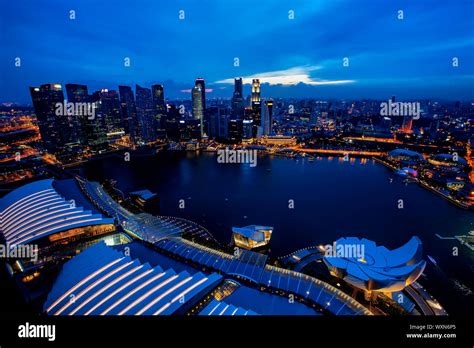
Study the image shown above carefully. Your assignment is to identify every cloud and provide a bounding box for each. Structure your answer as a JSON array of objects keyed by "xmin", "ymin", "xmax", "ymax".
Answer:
[{"xmin": 215, "ymin": 65, "xmax": 355, "ymax": 86}]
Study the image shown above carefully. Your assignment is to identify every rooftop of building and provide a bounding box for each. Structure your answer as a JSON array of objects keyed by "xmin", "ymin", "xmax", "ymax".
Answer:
[{"xmin": 0, "ymin": 179, "xmax": 113, "ymax": 246}]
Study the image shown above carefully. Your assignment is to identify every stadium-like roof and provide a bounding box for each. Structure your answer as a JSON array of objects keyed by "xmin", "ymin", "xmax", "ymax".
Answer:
[
  {"xmin": 44, "ymin": 242, "xmax": 223, "ymax": 315},
  {"xmin": 388, "ymin": 149, "xmax": 423, "ymax": 160},
  {"xmin": 0, "ymin": 179, "xmax": 114, "ymax": 246},
  {"xmin": 323, "ymin": 236, "xmax": 426, "ymax": 292},
  {"xmin": 431, "ymin": 153, "xmax": 467, "ymax": 165}
]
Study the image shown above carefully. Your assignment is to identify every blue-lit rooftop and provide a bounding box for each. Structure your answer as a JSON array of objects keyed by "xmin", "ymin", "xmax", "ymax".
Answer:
[
  {"xmin": 0, "ymin": 179, "xmax": 114, "ymax": 246},
  {"xmin": 44, "ymin": 242, "xmax": 223, "ymax": 315},
  {"xmin": 323, "ymin": 236, "xmax": 426, "ymax": 292}
]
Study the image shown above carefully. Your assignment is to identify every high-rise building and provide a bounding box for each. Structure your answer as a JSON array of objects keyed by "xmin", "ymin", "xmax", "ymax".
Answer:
[
  {"xmin": 30, "ymin": 84, "xmax": 76, "ymax": 153},
  {"xmin": 242, "ymin": 119, "xmax": 253, "ymax": 139},
  {"xmin": 65, "ymin": 84, "xmax": 89, "ymax": 144},
  {"xmin": 231, "ymin": 77, "xmax": 244, "ymax": 119},
  {"xmin": 96, "ymin": 89, "xmax": 122, "ymax": 133},
  {"xmin": 262, "ymin": 99, "xmax": 273, "ymax": 135},
  {"xmin": 228, "ymin": 119, "xmax": 243, "ymax": 143},
  {"xmin": 119, "ymin": 85, "xmax": 138, "ymax": 143},
  {"xmin": 152, "ymin": 84, "xmax": 166, "ymax": 131},
  {"xmin": 195, "ymin": 78, "xmax": 206, "ymax": 111},
  {"xmin": 192, "ymin": 85, "xmax": 204, "ymax": 137},
  {"xmin": 250, "ymin": 79, "xmax": 262, "ymax": 137},
  {"xmin": 135, "ymin": 85, "xmax": 156, "ymax": 144},
  {"xmin": 218, "ymin": 108, "xmax": 231, "ymax": 139},
  {"xmin": 251, "ymin": 79, "xmax": 260, "ymax": 103},
  {"xmin": 164, "ymin": 104, "xmax": 181, "ymax": 141},
  {"xmin": 88, "ymin": 91, "xmax": 109, "ymax": 148}
]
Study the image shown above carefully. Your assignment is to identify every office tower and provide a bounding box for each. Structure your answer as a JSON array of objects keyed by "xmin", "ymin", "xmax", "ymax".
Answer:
[
  {"xmin": 251, "ymin": 79, "xmax": 260, "ymax": 103},
  {"xmin": 231, "ymin": 77, "xmax": 244, "ymax": 119},
  {"xmin": 96, "ymin": 89, "xmax": 122, "ymax": 133},
  {"xmin": 192, "ymin": 85, "xmax": 204, "ymax": 137},
  {"xmin": 164, "ymin": 104, "xmax": 181, "ymax": 141},
  {"xmin": 207, "ymin": 106, "xmax": 219, "ymax": 139},
  {"xmin": 65, "ymin": 83, "xmax": 89, "ymax": 144},
  {"xmin": 135, "ymin": 84, "xmax": 156, "ymax": 144},
  {"xmin": 88, "ymin": 91, "xmax": 109, "ymax": 147},
  {"xmin": 250, "ymin": 79, "xmax": 262, "ymax": 137},
  {"xmin": 119, "ymin": 85, "xmax": 138, "ymax": 143},
  {"xmin": 195, "ymin": 78, "xmax": 206, "ymax": 111},
  {"xmin": 218, "ymin": 108, "xmax": 231, "ymax": 139},
  {"xmin": 242, "ymin": 119, "xmax": 253, "ymax": 139},
  {"xmin": 152, "ymin": 84, "xmax": 166, "ymax": 131},
  {"xmin": 262, "ymin": 99, "xmax": 273, "ymax": 135},
  {"xmin": 228, "ymin": 119, "xmax": 243, "ymax": 143},
  {"xmin": 30, "ymin": 83, "xmax": 76, "ymax": 153}
]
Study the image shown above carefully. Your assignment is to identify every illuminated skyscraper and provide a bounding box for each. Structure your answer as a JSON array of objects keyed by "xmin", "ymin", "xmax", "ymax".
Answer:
[
  {"xmin": 251, "ymin": 79, "xmax": 260, "ymax": 103},
  {"xmin": 96, "ymin": 89, "xmax": 122, "ymax": 133},
  {"xmin": 30, "ymin": 84, "xmax": 76, "ymax": 153},
  {"xmin": 192, "ymin": 85, "xmax": 204, "ymax": 137},
  {"xmin": 250, "ymin": 79, "xmax": 262, "ymax": 137},
  {"xmin": 195, "ymin": 78, "xmax": 206, "ymax": 111}
]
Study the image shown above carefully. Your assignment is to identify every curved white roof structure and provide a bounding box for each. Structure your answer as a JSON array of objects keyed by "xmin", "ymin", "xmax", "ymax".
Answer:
[
  {"xmin": 44, "ymin": 242, "xmax": 223, "ymax": 315},
  {"xmin": 323, "ymin": 236, "xmax": 426, "ymax": 292},
  {"xmin": 0, "ymin": 179, "xmax": 114, "ymax": 246}
]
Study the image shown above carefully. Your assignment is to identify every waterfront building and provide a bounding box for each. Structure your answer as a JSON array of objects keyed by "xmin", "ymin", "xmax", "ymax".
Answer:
[
  {"xmin": 192, "ymin": 86, "xmax": 204, "ymax": 137},
  {"xmin": 428, "ymin": 153, "xmax": 468, "ymax": 169},
  {"xmin": 232, "ymin": 225, "xmax": 273, "ymax": 250},
  {"xmin": 388, "ymin": 149, "xmax": 424, "ymax": 165},
  {"xmin": 261, "ymin": 135, "xmax": 297, "ymax": 146},
  {"xmin": 323, "ymin": 236, "xmax": 426, "ymax": 294},
  {"xmin": 44, "ymin": 242, "xmax": 223, "ymax": 316},
  {"xmin": 129, "ymin": 190, "xmax": 160, "ymax": 215},
  {"xmin": 0, "ymin": 179, "xmax": 120, "ymax": 270}
]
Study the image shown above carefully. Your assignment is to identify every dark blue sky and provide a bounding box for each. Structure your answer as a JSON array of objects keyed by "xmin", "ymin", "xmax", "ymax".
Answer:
[{"xmin": 1, "ymin": 0, "xmax": 473, "ymax": 103}]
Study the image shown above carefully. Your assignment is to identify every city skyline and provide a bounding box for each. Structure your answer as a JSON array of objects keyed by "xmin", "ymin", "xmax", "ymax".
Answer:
[{"xmin": 2, "ymin": 0, "xmax": 474, "ymax": 103}]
